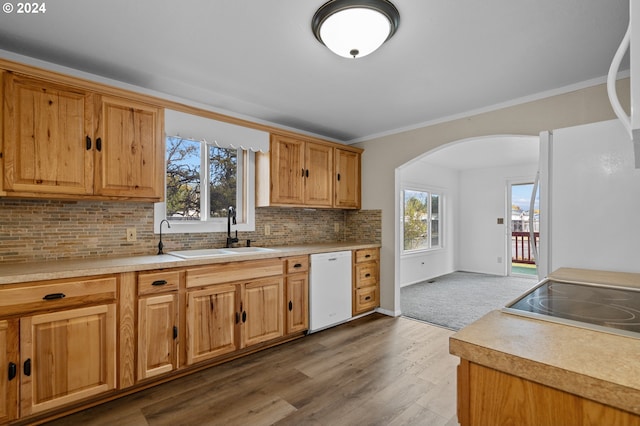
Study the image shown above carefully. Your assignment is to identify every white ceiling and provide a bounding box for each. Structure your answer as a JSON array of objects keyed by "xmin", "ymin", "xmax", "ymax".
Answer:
[{"xmin": 0, "ymin": 0, "xmax": 630, "ymax": 143}]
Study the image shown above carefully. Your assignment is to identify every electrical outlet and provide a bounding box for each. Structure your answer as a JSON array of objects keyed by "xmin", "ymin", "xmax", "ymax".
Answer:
[
  {"xmin": 334, "ymin": 222, "xmax": 340, "ymax": 232},
  {"xmin": 126, "ymin": 228, "xmax": 137, "ymax": 242},
  {"xmin": 264, "ymin": 224, "xmax": 271, "ymax": 236}
]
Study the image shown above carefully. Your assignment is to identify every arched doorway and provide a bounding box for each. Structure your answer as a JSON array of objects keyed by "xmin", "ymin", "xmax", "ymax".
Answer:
[{"xmin": 395, "ymin": 135, "xmax": 539, "ymax": 329}]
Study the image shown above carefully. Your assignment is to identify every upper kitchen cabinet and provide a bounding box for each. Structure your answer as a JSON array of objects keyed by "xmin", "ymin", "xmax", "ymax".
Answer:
[
  {"xmin": 2, "ymin": 72, "xmax": 94, "ymax": 196},
  {"xmin": 334, "ymin": 147, "xmax": 361, "ymax": 209},
  {"xmin": 93, "ymin": 95, "xmax": 163, "ymax": 199},
  {"xmin": 256, "ymin": 133, "xmax": 362, "ymax": 209},
  {"xmin": 1, "ymin": 70, "xmax": 164, "ymax": 201}
]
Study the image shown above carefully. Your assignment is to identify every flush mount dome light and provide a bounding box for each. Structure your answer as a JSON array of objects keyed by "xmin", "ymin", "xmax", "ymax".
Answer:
[{"xmin": 312, "ymin": 0, "xmax": 400, "ymax": 59}]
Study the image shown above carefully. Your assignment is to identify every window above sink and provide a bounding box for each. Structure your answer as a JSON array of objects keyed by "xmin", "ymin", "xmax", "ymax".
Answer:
[{"xmin": 154, "ymin": 109, "xmax": 269, "ymax": 236}]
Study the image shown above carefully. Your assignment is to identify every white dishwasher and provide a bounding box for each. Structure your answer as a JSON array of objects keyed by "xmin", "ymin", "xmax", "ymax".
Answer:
[{"xmin": 309, "ymin": 251, "xmax": 352, "ymax": 333}]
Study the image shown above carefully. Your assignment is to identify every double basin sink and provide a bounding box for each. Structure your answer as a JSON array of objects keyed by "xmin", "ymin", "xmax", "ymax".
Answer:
[{"xmin": 167, "ymin": 246, "xmax": 278, "ymax": 259}]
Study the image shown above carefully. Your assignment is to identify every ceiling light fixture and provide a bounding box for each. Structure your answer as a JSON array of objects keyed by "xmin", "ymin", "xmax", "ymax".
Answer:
[{"xmin": 312, "ymin": 0, "xmax": 400, "ymax": 59}]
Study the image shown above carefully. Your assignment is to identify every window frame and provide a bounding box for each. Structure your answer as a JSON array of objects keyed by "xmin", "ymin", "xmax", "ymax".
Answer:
[
  {"xmin": 400, "ymin": 186, "xmax": 444, "ymax": 256},
  {"xmin": 154, "ymin": 138, "xmax": 256, "ymax": 235}
]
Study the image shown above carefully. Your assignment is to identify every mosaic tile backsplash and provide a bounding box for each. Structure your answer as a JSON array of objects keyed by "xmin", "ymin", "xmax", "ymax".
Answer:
[{"xmin": 0, "ymin": 199, "xmax": 381, "ymax": 263}]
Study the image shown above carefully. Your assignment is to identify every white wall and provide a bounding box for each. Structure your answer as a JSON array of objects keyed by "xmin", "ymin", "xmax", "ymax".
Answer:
[
  {"xmin": 399, "ymin": 162, "xmax": 458, "ymax": 286},
  {"xmin": 354, "ymin": 80, "xmax": 629, "ymax": 315},
  {"xmin": 457, "ymin": 162, "xmax": 538, "ymax": 275}
]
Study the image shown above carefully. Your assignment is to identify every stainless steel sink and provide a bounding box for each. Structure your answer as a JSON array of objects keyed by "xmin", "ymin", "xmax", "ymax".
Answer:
[{"xmin": 167, "ymin": 247, "xmax": 278, "ymax": 259}]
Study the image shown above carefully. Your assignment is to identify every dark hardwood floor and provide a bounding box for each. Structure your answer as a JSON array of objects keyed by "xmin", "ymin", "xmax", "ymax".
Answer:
[{"xmin": 46, "ymin": 314, "xmax": 459, "ymax": 426}]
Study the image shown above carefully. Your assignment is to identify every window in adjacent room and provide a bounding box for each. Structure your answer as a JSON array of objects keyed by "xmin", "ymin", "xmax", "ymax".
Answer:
[{"xmin": 401, "ymin": 188, "xmax": 442, "ymax": 253}]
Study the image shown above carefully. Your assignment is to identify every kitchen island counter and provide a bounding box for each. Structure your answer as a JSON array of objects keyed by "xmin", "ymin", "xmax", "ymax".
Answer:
[
  {"xmin": 450, "ymin": 268, "xmax": 640, "ymax": 421},
  {"xmin": 0, "ymin": 242, "xmax": 380, "ymax": 285}
]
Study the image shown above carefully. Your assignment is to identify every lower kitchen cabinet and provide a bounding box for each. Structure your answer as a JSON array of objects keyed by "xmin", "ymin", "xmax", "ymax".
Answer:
[
  {"xmin": 284, "ymin": 256, "xmax": 309, "ymax": 334},
  {"xmin": 242, "ymin": 277, "xmax": 284, "ymax": 347},
  {"xmin": 0, "ymin": 319, "xmax": 18, "ymax": 424},
  {"xmin": 352, "ymin": 248, "xmax": 380, "ymax": 315},
  {"xmin": 20, "ymin": 304, "xmax": 117, "ymax": 417},
  {"xmin": 186, "ymin": 284, "xmax": 239, "ymax": 365},
  {"xmin": 138, "ymin": 294, "xmax": 178, "ymax": 381},
  {"xmin": 137, "ymin": 270, "xmax": 180, "ymax": 381}
]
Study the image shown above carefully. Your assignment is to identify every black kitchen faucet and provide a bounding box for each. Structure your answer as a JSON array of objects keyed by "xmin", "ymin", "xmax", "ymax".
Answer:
[{"xmin": 226, "ymin": 206, "xmax": 239, "ymax": 248}]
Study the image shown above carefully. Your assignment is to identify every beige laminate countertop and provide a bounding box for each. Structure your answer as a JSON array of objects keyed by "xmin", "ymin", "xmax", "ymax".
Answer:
[
  {"xmin": 449, "ymin": 267, "xmax": 640, "ymax": 415},
  {"xmin": 0, "ymin": 242, "xmax": 380, "ymax": 285}
]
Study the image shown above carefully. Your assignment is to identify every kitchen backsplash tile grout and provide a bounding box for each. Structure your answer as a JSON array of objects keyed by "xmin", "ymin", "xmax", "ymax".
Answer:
[{"xmin": 0, "ymin": 200, "xmax": 381, "ymax": 263}]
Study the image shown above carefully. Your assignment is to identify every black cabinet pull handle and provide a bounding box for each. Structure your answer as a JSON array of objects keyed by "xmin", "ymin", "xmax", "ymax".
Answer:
[
  {"xmin": 365, "ymin": 273, "xmax": 371, "ymax": 278},
  {"xmin": 86, "ymin": 136, "xmax": 92, "ymax": 150},
  {"xmin": 23, "ymin": 359, "xmax": 31, "ymax": 377},
  {"xmin": 152, "ymin": 280, "xmax": 168, "ymax": 286},
  {"xmin": 365, "ymin": 254, "xmax": 371, "ymax": 258},
  {"xmin": 173, "ymin": 326, "xmax": 178, "ymax": 340},
  {"xmin": 8, "ymin": 362, "xmax": 16, "ymax": 381},
  {"xmin": 43, "ymin": 293, "xmax": 65, "ymax": 300},
  {"xmin": 96, "ymin": 137, "xmax": 102, "ymax": 152},
  {"xmin": 288, "ymin": 301, "xmax": 293, "ymax": 311},
  {"xmin": 235, "ymin": 312, "xmax": 240, "ymax": 324},
  {"xmin": 242, "ymin": 311, "xmax": 247, "ymax": 323},
  {"xmin": 337, "ymin": 173, "xmax": 341, "ymax": 181},
  {"xmin": 301, "ymin": 168, "xmax": 305, "ymax": 177},
  {"xmin": 293, "ymin": 263, "xmax": 302, "ymax": 268},
  {"xmin": 305, "ymin": 169, "xmax": 309, "ymax": 178},
  {"xmin": 365, "ymin": 296, "xmax": 371, "ymax": 301}
]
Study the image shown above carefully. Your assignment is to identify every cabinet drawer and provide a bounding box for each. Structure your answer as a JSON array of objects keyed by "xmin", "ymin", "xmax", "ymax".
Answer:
[
  {"xmin": 355, "ymin": 262, "xmax": 378, "ymax": 287},
  {"xmin": 285, "ymin": 256, "xmax": 309, "ymax": 274},
  {"xmin": 0, "ymin": 276, "xmax": 117, "ymax": 317},
  {"xmin": 138, "ymin": 270, "xmax": 180, "ymax": 295},
  {"xmin": 355, "ymin": 248, "xmax": 379, "ymax": 263},
  {"xmin": 186, "ymin": 258, "xmax": 283, "ymax": 288},
  {"xmin": 354, "ymin": 286, "xmax": 378, "ymax": 313}
]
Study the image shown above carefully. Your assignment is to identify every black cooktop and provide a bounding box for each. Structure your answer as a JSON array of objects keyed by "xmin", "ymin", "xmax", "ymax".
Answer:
[{"xmin": 503, "ymin": 280, "xmax": 640, "ymax": 339}]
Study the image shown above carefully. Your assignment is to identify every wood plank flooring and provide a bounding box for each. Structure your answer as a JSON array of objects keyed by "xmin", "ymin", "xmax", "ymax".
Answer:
[{"xmin": 46, "ymin": 314, "xmax": 459, "ymax": 426}]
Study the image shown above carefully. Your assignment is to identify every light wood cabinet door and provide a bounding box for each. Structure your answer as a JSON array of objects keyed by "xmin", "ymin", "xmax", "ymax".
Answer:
[
  {"xmin": 241, "ymin": 277, "xmax": 284, "ymax": 347},
  {"xmin": 20, "ymin": 304, "xmax": 116, "ymax": 416},
  {"xmin": 304, "ymin": 142, "xmax": 333, "ymax": 207},
  {"xmin": 2, "ymin": 72, "xmax": 93, "ymax": 196},
  {"xmin": 270, "ymin": 134, "xmax": 305, "ymax": 205},
  {"xmin": 334, "ymin": 148, "xmax": 361, "ymax": 209},
  {"xmin": 138, "ymin": 293, "xmax": 178, "ymax": 381},
  {"xmin": 285, "ymin": 273, "xmax": 308, "ymax": 334},
  {"xmin": 94, "ymin": 95, "xmax": 163, "ymax": 200},
  {"xmin": 186, "ymin": 284, "xmax": 239, "ymax": 365},
  {"xmin": 0, "ymin": 319, "xmax": 19, "ymax": 424}
]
